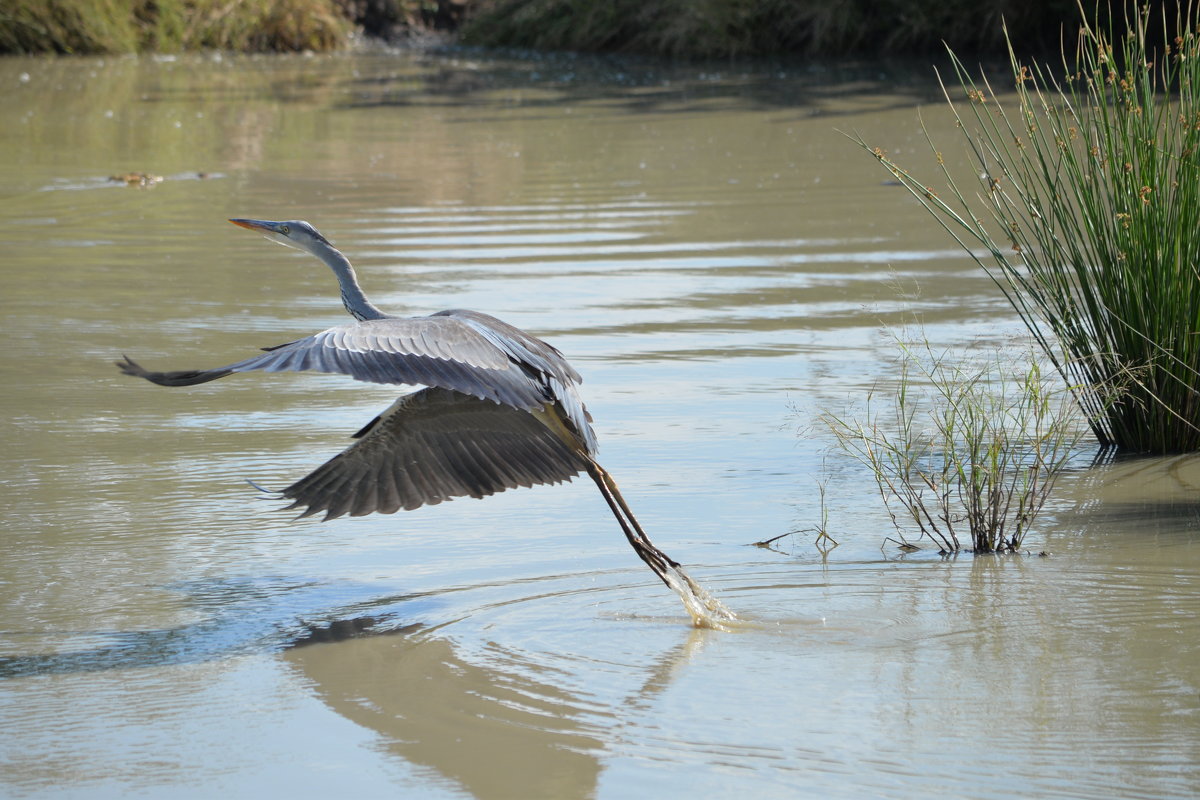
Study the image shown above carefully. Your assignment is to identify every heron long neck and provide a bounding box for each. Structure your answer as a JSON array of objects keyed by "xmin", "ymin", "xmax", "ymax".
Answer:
[{"xmin": 318, "ymin": 243, "xmax": 387, "ymax": 321}]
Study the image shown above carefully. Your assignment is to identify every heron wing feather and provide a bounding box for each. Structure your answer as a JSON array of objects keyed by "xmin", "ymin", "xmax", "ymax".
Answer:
[
  {"xmin": 117, "ymin": 315, "xmax": 559, "ymax": 412},
  {"xmin": 281, "ymin": 387, "xmax": 589, "ymax": 520}
]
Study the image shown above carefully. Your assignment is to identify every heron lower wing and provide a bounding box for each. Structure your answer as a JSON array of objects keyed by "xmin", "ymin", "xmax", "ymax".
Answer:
[{"xmin": 281, "ymin": 387, "xmax": 590, "ymax": 520}]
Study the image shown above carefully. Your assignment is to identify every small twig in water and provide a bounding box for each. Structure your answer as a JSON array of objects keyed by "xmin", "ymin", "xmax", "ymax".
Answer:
[
  {"xmin": 885, "ymin": 537, "xmax": 921, "ymax": 552},
  {"xmin": 751, "ymin": 532, "xmax": 795, "ymax": 548}
]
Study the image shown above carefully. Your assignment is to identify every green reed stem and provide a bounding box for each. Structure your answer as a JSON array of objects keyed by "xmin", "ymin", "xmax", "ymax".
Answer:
[{"xmin": 854, "ymin": 2, "xmax": 1200, "ymax": 453}]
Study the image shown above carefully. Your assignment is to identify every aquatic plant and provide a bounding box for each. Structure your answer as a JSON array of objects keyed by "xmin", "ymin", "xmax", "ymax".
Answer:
[
  {"xmin": 824, "ymin": 335, "xmax": 1084, "ymax": 553},
  {"xmin": 854, "ymin": 3, "xmax": 1200, "ymax": 452}
]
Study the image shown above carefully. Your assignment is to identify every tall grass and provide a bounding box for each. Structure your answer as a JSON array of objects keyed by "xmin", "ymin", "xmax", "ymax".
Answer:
[
  {"xmin": 460, "ymin": 0, "xmax": 1079, "ymax": 59},
  {"xmin": 854, "ymin": 3, "xmax": 1200, "ymax": 453},
  {"xmin": 0, "ymin": 0, "xmax": 350, "ymax": 54},
  {"xmin": 824, "ymin": 336, "xmax": 1084, "ymax": 553},
  {"xmin": 1, "ymin": 0, "xmax": 1085, "ymax": 56}
]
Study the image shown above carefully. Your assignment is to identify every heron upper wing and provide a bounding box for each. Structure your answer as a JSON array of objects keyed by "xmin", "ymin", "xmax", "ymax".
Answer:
[
  {"xmin": 439, "ymin": 309, "xmax": 580, "ymax": 383},
  {"xmin": 116, "ymin": 312, "xmax": 572, "ymax": 413},
  {"xmin": 440, "ymin": 309, "xmax": 596, "ymax": 453},
  {"xmin": 280, "ymin": 387, "xmax": 590, "ymax": 520}
]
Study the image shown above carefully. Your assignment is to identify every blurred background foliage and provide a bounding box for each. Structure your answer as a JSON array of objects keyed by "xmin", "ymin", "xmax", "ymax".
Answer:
[{"xmin": 1, "ymin": 0, "xmax": 1085, "ymax": 57}]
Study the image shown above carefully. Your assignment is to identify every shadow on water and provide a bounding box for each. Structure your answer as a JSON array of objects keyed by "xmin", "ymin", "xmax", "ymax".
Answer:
[
  {"xmin": 134, "ymin": 46, "xmax": 986, "ymax": 118},
  {"xmin": 0, "ymin": 577, "xmax": 426, "ymax": 679},
  {"xmin": 1058, "ymin": 451, "xmax": 1200, "ymax": 519},
  {"xmin": 339, "ymin": 50, "xmax": 963, "ymax": 116}
]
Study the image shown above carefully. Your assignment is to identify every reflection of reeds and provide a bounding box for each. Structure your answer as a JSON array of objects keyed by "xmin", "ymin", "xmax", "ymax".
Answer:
[
  {"xmin": 855, "ymin": 4, "xmax": 1200, "ymax": 453},
  {"xmin": 824, "ymin": 334, "xmax": 1085, "ymax": 553},
  {"xmin": 0, "ymin": 0, "xmax": 348, "ymax": 54}
]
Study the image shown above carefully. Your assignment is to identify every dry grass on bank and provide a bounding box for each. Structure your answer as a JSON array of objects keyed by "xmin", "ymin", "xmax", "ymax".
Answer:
[{"xmin": 0, "ymin": 0, "xmax": 350, "ymax": 54}]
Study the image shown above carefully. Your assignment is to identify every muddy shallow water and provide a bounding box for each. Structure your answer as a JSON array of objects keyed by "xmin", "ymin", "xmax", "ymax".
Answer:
[{"xmin": 0, "ymin": 49, "xmax": 1197, "ymax": 799}]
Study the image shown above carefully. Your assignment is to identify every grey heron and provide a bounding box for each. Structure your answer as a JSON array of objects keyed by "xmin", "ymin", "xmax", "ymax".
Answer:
[{"xmin": 117, "ymin": 218, "xmax": 733, "ymax": 626}]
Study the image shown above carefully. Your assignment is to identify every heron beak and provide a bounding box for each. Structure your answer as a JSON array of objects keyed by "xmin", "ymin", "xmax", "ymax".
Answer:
[{"xmin": 228, "ymin": 218, "xmax": 280, "ymax": 233}]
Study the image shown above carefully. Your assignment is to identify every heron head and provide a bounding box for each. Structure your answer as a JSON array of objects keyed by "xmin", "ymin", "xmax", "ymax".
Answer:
[{"xmin": 228, "ymin": 218, "xmax": 333, "ymax": 255}]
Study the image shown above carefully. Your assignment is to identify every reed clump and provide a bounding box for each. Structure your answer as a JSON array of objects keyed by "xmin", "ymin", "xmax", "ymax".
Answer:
[
  {"xmin": 824, "ymin": 336, "xmax": 1084, "ymax": 553},
  {"xmin": 855, "ymin": 3, "xmax": 1200, "ymax": 453},
  {"xmin": 0, "ymin": 0, "xmax": 350, "ymax": 54}
]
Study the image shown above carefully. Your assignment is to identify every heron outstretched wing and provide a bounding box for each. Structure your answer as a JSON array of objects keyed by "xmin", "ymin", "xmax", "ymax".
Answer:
[
  {"xmin": 114, "ymin": 218, "xmax": 723, "ymax": 621},
  {"xmin": 279, "ymin": 387, "xmax": 590, "ymax": 520},
  {"xmin": 117, "ymin": 311, "xmax": 579, "ymax": 415}
]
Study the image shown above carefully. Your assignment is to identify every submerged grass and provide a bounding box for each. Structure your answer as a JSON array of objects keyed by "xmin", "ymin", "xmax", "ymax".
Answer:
[
  {"xmin": 824, "ymin": 335, "xmax": 1085, "ymax": 553},
  {"xmin": 854, "ymin": 2, "xmax": 1200, "ymax": 453}
]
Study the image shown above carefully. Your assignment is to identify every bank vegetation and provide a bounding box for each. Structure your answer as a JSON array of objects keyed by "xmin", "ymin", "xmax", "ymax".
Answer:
[{"xmin": 2, "ymin": 0, "xmax": 1082, "ymax": 56}]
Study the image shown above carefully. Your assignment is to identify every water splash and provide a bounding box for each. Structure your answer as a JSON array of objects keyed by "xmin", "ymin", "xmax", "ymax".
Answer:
[{"xmin": 663, "ymin": 565, "xmax": 739, "ymax": 630}]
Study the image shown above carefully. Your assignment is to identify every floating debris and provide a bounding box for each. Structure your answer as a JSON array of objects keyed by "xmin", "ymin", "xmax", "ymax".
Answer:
[{"xmin": 109, "ymin": 172, "xmax": 163, "ymax": 187}]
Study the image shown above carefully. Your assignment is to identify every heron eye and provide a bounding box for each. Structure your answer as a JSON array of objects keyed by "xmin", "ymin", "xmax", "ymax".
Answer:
[{"xmin": 280, "ymin": 225, "xmax": 290, "ymax": 235}]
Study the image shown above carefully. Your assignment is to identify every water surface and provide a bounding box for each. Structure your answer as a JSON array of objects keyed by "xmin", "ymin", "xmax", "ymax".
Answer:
[{"xmin": 0, "ymin": 49, "xmax": 1196, "ymax": 799}]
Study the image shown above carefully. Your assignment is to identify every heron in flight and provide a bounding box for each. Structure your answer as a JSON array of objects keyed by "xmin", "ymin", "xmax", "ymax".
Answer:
[{"xmin": 118, "ymin": 218, "xmax": 732, "ymax": 626}]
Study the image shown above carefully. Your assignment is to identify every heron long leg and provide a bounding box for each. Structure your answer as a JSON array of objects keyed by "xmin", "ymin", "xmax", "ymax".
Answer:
[
  {"xmin": 584, "ymin": 458, "xmax": 678, "ymax": 587},
  {"xmin": 583, "ymin": 456, "xmax": 738, "ymax": 624},
  {"xmin": 534, "ymin": 406, "xmax": 735, "ymax": 625},
  {"xmin": 583, "ymin": 458, "xmax": 735, "ymax": 626}
]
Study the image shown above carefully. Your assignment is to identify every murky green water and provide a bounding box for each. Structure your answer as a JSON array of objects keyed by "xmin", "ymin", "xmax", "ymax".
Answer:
[{"xmin": 1, "ymin": 49, "xmax": 1197, "ymax": 799}]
